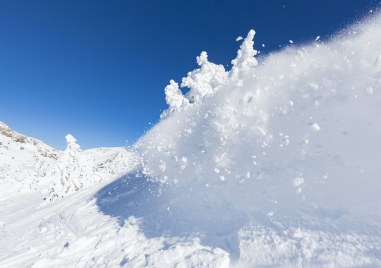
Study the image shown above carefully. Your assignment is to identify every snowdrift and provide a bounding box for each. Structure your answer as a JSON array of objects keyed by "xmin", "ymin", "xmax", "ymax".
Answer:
[{"xmin": 128, "ymin": 13, "xmax": 381, "ymax": 265}]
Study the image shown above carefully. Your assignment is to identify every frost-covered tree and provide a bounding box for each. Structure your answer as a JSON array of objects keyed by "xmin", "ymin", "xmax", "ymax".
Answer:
[
  {"xmin": 229, "ymin": 29, "xmax": 258, "ymax": 79},
  {"xmin": 49, "ymin": 134, "xmax": 82, "ymax": 201},
  {"xmin": 163, "ymin": 30, "xmax": 259, "ymax": 115},
  {"xmin": 162, "ymin": 51, "xmax": 228, "ymax": 116},
  {"xmin": 182, "ymin": 51, "xmax": 227, "ymax": 103},
  {"xmin": 164, "ymin": 80, "xmax": 189, "ymax": 113},
  {"xmin": 62, "ymin": 134, "xmax": 81, "ymax": 187},
  {"xmin": 65, "ymin": 134, "xmax": 81, "ymax": 154}
]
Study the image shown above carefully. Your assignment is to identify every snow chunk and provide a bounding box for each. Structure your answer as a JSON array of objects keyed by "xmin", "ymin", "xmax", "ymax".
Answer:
[
  {"xmin": 308, "ymin": 82, "xmax": 320, "ymax": 90},
  {"xmin": 366, "ymin": 86, "xmax": 374, "ymax": 95},
  {"xmin": 310, "ymin": 123, "xmax": 321, "ymax": 131},
  {"xmin": 293, "ymin": 177, "xmax": 304, "ymax": 187}
]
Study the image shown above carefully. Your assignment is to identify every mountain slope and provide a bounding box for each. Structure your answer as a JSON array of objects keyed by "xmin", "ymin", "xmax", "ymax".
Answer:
[
  {"xmin": 0, "ymin": 122, "xmax": 61, "ymax": 191},
  {"xmin": 1, "ymin": 12, "xmax": 381, "ymax": 268},
  {"xmin": 0, "ymin": 122, "xmax": 139, "ymax": 198}
]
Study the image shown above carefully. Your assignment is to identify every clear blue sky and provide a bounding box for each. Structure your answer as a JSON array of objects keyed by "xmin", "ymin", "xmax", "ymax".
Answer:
[{"xmin": 0, "ymin": 0, "xmax": 379, "ymax": 150}]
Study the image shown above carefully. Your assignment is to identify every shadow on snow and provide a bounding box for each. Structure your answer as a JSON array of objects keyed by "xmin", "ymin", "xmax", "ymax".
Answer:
[{"xmin": 94, "ymin": 169, "xmax": 249, "ymax": 260}]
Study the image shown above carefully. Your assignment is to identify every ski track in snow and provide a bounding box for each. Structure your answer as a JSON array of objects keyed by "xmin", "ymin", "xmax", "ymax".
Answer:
[{"xmin": 2, "ymin": 12, "xmax": 381, "ymax": 267}]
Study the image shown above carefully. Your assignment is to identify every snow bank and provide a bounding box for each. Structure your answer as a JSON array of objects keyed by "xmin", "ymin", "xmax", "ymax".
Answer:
[{"xmin": 133, "ymin": 14, "xmax": 381, "ymax": 265}]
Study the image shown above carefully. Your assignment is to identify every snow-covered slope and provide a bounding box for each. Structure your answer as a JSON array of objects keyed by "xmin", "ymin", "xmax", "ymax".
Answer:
[
  {"xmin": 2, "ymin": 12, "xmax": 381, "ymax": 268},
  {"xmin": 133, "ymin": 14, "xmax": 381, "ymax": 266},
  {"xmin": 0, "ymin": 122, "xmax": 139, "ymax": 199},
  {"xmin": 0, "ymin": 122, "xmax": 61, "ymax": 191}
]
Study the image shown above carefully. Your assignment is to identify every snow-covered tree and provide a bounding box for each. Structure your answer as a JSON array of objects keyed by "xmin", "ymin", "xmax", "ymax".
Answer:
[
  {"xmin": 229, "ymin": 29, "xmax": 258, "ymax": 79},
  {"xmin": 163, "ymin": 30, "xmax": 259, "ymax": 115},
  {"xmin": 182, "ymin": 51, "xmax": 227, "ymax": 103},
  {"xmin": 49, "ymin": 134, "xmax": 83, "ymax": 201},
  {"xmin": 164, "ymin": 80, "xmax": 189, "ymax": 113},
  {"xmin": 65, "ymin": 134, "xmax": 81, "ymax": 154}
]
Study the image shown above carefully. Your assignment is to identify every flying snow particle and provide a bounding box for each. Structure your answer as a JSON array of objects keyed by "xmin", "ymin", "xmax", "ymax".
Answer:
[
  {"xmin": 293, "ymin": 177, "xmax": 304, "ymax": 187},
  {"xmin": 366, "ymin": 86, "xmax": 374, "ymax": 95},
  {"xmin": 311, "ymin": 123, "xmax": 321, "ymax": 132},
  {"xmin": 308, "ymin": 82, "xmax": 320, "ymax": 90},
  {"xmin": 293, "ymin": 177, "xmax": 305, "ymax": 194},
  {"xmin": 375, "ymin": 55, "xmax": 381, "ymax": 70}
]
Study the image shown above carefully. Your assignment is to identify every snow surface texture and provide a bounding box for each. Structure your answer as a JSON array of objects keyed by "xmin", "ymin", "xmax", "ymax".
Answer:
[{"xmin": 1, "ymin": 13, "xmax": 381, "ymax": 267}]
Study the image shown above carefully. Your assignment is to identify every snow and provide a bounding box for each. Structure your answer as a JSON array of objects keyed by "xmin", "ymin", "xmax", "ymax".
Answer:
[
  {"xmin": 137, "ymin": 14, "xmax": 381, "ymax": 266},
  {"xmin": 1, "ymin": 13, "xmax": 381, "ymax": 267},
  {"xmin": 182, "ymin": 51, "xmax": 228, "ymax": 104},
  {"xmin": 0, "ymin": 123, "xmax": 138, "ymax": 197},
  {"xmin": 164, "ymin": 80, "xmax": 189, "ymax": 113}
]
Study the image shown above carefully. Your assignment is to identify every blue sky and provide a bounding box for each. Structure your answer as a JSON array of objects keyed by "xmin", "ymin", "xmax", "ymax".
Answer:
[{"xmin": 0, "ymin": 0, "xmax": 379, "ymax": 150}]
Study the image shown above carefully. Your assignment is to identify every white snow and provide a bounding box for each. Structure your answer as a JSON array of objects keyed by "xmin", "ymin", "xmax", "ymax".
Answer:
[
  {"xmin": 164, "ymin": 80, "xmax": 189, "ymax": 113},
  {"xmin": 0, "ymin": 122, "xmax": 138, "ymax": 197},
  {"xmin": 136, "ymin": 14, "xmax": 381, "ymax": 266},
  {"xmin": 2, "ymin": 12, "xmax": 381, "ymax": 267},
  {"xmin": 310, "ymin": 123, "xmax": 320, "ymax": 131}
]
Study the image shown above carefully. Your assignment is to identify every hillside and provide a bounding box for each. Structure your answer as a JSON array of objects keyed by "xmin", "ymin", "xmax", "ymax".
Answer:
[
  {"xmin": 0, "ymin": 122, "xmax": 138, "ymax": 199},
  {"xmin": 1, "ymin": 12, "xmax": 381, "ymax": 267}
]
